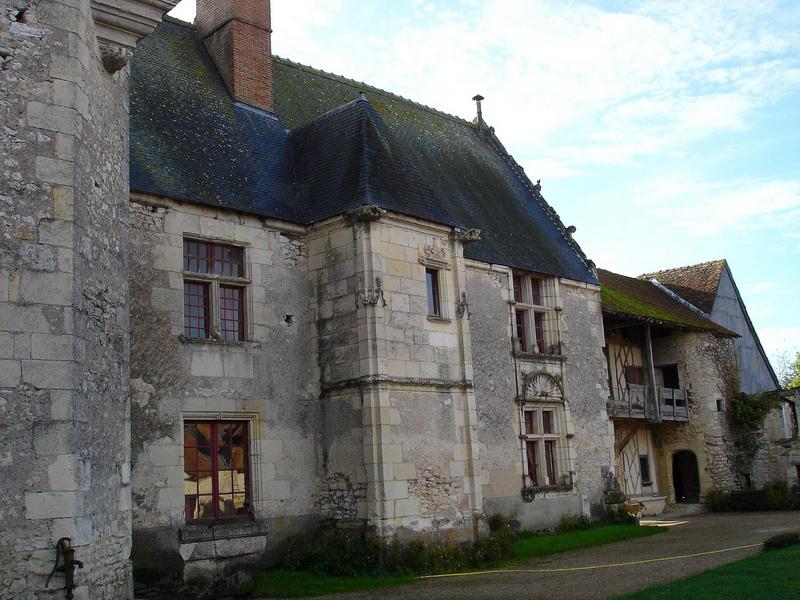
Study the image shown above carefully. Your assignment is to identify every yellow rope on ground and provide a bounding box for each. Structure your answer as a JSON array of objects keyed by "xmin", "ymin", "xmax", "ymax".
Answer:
[{"xmin": 416, "ymin": 543, "xmax": 762, "ymax": 580}]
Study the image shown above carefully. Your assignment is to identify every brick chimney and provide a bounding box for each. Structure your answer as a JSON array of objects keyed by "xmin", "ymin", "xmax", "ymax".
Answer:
[{"xmin": 196, "ymin": 0, "xmax": 273, "ymax": 111}]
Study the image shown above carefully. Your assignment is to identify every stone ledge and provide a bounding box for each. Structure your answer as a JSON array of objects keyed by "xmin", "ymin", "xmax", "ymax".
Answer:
[{"xmin": 179, "ymin": 520, "xmax": 269, "ymax": 543}]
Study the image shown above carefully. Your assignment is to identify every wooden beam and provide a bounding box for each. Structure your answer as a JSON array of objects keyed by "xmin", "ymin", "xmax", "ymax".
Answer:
[{"xmin": 643, "ymin": 323, "xmax": 661, "ymax": 422}]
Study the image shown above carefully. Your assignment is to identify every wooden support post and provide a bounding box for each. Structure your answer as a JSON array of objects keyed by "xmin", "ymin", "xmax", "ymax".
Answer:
[{"xmin": 643, "ymin": 324, "xmax": 660, "ymax": 421}]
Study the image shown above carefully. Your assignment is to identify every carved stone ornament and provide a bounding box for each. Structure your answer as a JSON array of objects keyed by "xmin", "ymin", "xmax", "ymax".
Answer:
[
  {"xmin": 91, "ymin": 0, "xmax": 177, "ymax": 73},
  {"xmin": 455, "ymin": 228, "xmax": 482, "ymax": 243},
  {"xmin": 356, "ymin": 277, "xmax": 386, "ymax": 307},
  {"xmin": 456, "ymin": 291, "xmax": 470, "ymax": 319},
  {"xmin": 348, "ymin": 205, "xmax": 386, "ymax": 222},
  {"xmin": 521, "ymin": 371, "xmax": 563, "ymax": 400},
  {"xmin": 521, "ymin": 487, "xmax": 536, "ymax": 502},
  {"xmin": 418, "ymin": 244, "xmax": 449, "ymax": 269}
]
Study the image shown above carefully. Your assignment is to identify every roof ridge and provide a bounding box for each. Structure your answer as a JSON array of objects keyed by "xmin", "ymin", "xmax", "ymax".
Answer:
[
  {"xmin": 273, "ymin": 56, "xmax": 475, "ymax": 129},
  {"xmin": 640, "ymin": 258, "xmax": 726, "ymax": 278}
]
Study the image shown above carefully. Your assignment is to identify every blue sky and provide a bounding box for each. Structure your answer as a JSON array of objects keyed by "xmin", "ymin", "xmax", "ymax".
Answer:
[{"xmin": 169, "ymin": 0, "xmax": 800, "ymax": 375}]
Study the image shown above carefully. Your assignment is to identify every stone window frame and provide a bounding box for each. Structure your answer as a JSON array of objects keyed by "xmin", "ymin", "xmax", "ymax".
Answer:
[
  {"xmin": 180, "ymin": 411, "xmax": 262, "ymax": 526},
  {"xmin": 419, "ymin": 244, "xmax": 451, "ymax": 322},
  {"xmin": 521, "ymin": 403, "xmax": 567, "ymax": 488},
  {"xmin": 182, "ymin": 237, "xmax": 253, "ymax": 342},
  {"xmin": 510, "ymin": 272, "xmax": 561, "ymax": 356}
]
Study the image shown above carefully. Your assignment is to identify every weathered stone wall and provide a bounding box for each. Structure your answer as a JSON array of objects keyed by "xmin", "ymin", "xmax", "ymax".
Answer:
[
  {"xmin": 468, "ymin": 264, "xmax": 613, "ymax": 529},
  {"xmin": 0, "ymin": 0, "xmax": 171, "ymax": 596},
  {"xmin": 308, "ymin": 212, "xmax": 480, "ymax": 537},
  {"xmin": 651, "ymin": 331, "xmax": 740, "ymax": 500},
  {"xmin": 128, "ymin": 196, "xmax": 320, "ymax": 585}
]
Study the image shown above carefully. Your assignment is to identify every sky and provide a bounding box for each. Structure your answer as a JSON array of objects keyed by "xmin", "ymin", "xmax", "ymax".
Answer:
[{"xmin": 168, "ymin": 0, "xmax": 800, "ymax": 376}]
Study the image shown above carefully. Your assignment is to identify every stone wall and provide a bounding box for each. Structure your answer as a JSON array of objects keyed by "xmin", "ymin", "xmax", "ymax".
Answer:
[
  {"xmin": 308, "ymin": 211, "xmax": 480, "ymax": 538},
  {"xmin": 651, "ymin": 331, "xmax": 740, "ymax": 500},
  {"xmin": 127, "ymin": 195, "xmax": 320, "ymax": 585},
  {"xmin": 0, "ymin": 1, "xmax": 171, "ymax": 596},
  {"xmin": 467, "ymin": 264, "xmax": 613, "ymax": 529}
]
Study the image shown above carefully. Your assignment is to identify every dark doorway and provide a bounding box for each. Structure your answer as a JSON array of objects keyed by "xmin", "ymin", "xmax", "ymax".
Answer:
[{"xmin": 672, "ymin": 450, "xmax": 700, "ymax": 502}]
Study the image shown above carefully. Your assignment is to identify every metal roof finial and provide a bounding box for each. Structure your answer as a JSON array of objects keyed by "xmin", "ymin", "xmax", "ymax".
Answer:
[
  {"xmin": 472, "ymin": 94, "xmax": 484, "ymax": 128},
  {"xmin": 357, "ymin": 91, "xmax": 368, "ymax": 102}
]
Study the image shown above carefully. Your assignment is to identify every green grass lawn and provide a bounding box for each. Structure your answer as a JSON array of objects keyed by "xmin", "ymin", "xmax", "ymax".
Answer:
[
  {"xmin": 244, "ymin": 571, "xmax": 416, "ymax": 598},
  {"xmin": 513, "ymin": 523, "xmax": 664, "ymax": 561},
  {"xmin": 245, "ymin": 523, "xmax": 665, "ymax": 597},
  {"xmin": 614, "ymin": 544, "xmax": 800, "ymax": 600}
]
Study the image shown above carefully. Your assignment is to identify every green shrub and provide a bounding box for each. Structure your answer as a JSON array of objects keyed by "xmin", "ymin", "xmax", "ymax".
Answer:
[
  {"xmin": 764, "ymin": 482, "xmax": 798, "ymax": 511},
  {"xmin": 705, "ymin": 489, "xmax": 732, "ymax": 512},
  {"xmin": 278, "ymin": 514, "xmax": 517, "ymax": 577},
  {"xmin": 763, "ymin": 532, "xmax": 800, "ymax": 551},
  {"xmin": 557, "ymin": 514, "xmax": 592, "ymax": 533}
]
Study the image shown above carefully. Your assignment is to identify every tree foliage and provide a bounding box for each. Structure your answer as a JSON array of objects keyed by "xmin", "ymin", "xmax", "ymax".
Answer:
[{"xmin": 777, "ymin": 351, "xmax": 800, "ymax": 389}]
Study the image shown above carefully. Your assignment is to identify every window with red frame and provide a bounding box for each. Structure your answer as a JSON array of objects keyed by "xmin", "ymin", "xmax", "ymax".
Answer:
[
  {"xmin": 183, "ymin": 282, "xmax": 209, "ymax": 338},
  {"xmin": 183, "ymin": 240, "xmax": 246, "ymax": 341},
  {"xmin": 219, "ymin": 286, "xmax": 244, "ymax": 341},
  {"xmin": 183, "ymin": 421, "xmax": 250, "ymax": 522}
]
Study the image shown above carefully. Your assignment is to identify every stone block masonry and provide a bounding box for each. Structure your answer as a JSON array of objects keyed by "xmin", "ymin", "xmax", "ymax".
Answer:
[{"xmin": 0, "ymin": 0, "xmax": 174, "ymax": 598}]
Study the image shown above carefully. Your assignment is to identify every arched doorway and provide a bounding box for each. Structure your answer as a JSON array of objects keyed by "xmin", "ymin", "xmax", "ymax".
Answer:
[{"xmin": 672, "ymin": 450, "xmax": 700, "ymax": 502}]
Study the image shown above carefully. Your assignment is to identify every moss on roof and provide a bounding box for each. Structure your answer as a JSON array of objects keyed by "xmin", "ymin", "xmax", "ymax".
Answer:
[{"xmin": 598, "ymin": 269, "xmax": 736, "ymax": 335}]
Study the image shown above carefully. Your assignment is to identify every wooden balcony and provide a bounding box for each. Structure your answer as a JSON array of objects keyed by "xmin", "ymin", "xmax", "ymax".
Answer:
[{"xmin": 607, "ymin": 384, "xmax": 689, "ymax": 422}]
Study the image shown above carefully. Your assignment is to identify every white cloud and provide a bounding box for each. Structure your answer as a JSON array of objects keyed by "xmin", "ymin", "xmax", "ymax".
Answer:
[{"xmin": 634, "ymin": 178, "xmax": 800, "ymax": 235}]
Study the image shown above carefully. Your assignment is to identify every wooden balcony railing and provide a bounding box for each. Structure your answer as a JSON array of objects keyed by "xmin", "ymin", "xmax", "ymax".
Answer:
[{"xmin": 606, "ymin": 384, "xmax": 689, "ymax": 422}]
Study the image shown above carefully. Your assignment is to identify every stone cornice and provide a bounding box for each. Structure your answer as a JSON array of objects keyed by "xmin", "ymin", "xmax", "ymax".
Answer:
[{"xmin": 91, "ymin": 0, "xmax": 177, "ymax": 72}]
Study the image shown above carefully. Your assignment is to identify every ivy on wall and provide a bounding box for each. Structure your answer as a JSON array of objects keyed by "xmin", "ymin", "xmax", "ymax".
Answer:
[{"xmin": 729, "ymin": 391, "xmax": 781, "ymax": 457}]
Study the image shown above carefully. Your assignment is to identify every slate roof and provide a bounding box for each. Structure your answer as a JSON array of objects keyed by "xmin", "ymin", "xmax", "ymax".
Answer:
[
  {"xmin": 598, "ymin": 269, "xmax": 736, "ymax": 335},
  {"xmin": 639, "ymin": 259, "xmax": 726, "ymax": 314},
  {"xmin": 130, "ymin": 18, "xmax": 597, "ymax": 284}
]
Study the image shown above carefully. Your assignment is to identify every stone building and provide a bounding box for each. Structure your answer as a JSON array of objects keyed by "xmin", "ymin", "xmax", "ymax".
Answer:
[
  {"xmin": 598, "ymin": 263, "xmax": 788, "ymax": 515},
  {"xmin": 125, "ymin": 4, "xmax": 612, "ymax": 585},
  {"xmin": 0, "ymin": 0, "xmax": 788, "ymax": 597}
]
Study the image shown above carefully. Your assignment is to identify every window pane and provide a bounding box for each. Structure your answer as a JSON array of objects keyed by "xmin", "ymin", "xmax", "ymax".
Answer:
[
  {"xmin": 184, "ymin": 474, "xmax": 198, "ymax": 496},
  {"xmin": 534, "ymin": 312, "xmax": 545, "ymax": 353},
  {"xmin": 515, "ymin": 309, "xmax": 527, "ymax": 352},
  {"xmin": 426, "ymin": 269, "xmax": 440, "ymax": 316},
  {"xmin": 513, "ymin": 274, "xmax": 523, "ymax": 303},
  {"xmin": 184, "ymin": 423, "xmax": 199, "ymax": 447},
  {"xmin": 183, "ymin": 282, "xmax": 209, "ymax": 338},
  {"xmin": 531, "ymin": 278, "xmax": 542, "ymax": 305},
  {"xmin": 640, "ymin": 456, "xmax": 651, "ymax": 484},
  {"xmin": 218, "ymin": 494, "xmax": 236, "ymax": 517},
  {"xmin": 185, "ymin": 496, "xmax": 199, "ymax": 521},
  {"xmin": 212, "ymin": 244, "xmax": 244, "ymax": 277},
  {"xmin": 183, "ymin": 240, "xmax": 209, "ymax": 274},
  {"xmin": 231, "ymin": 446, "xmax": 246, "ymax": 470},
  {"xmin": 232, "ymin": 468, "xmax": 247, "ymax": 493},
  {"xmin": 197, "ymin": 495, "xmax": 214, "ymax": 519},
  {"xmin": 524, "ymin": 411, "xmax": 537, "ymax": 434},
  {"xmin": 217, "ymin": 470, "xmax": 233, "ymax": 494},
  {"xmin": 230, "ymin": 423, "xmax": 246, "ymax": 446},
  {"xmin": 196, "ymin": 447, "xmax": 212, "ymax": 471},
  {"xmin": 197, "ymin": 471, "xmax": 213, "ymax": 495},
  {"xmin": 216, "ymin": 423, "xmax": 232, "ymax": 446},
  {"xmin": 195, "ymin": 423, "xmax": 212, "ymax": 446},
  {"xmin": 545, "ymin": 441, "xmax": 557, "ymax": 485},
  {"xmin": 217, "ymin": 447, "xmax": 231, "ymax": 469},
  {"xmin": 526, "ymin": 440, "xmax": 538, "ymax": 486},
  {"xmin": 542, "ymin": 410, "xmax": 554, "ymax": 434},
  {"xmin": 233, "ymin": 493, "xmax": 247, "ymax": 515},
  {"xmin": 219, "ymin": 286, "xmax": 244, "ymax": 341}
]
